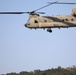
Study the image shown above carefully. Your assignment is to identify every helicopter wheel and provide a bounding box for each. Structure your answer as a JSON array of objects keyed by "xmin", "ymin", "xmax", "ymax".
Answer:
[{"xmin": 47, "ymin": 29, "xmax": 52, "ymax": 33}]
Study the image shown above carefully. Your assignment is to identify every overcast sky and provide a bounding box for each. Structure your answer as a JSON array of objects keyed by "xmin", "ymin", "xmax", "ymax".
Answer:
[{"xmin": 0, "ymin": 0, "xmax": 76, "ymax": 74}]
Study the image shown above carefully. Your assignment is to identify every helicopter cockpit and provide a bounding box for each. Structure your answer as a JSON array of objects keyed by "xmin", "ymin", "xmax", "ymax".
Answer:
[{"xmin": 25, "ymin": 17, "xmax": 39, "ymax": 28}]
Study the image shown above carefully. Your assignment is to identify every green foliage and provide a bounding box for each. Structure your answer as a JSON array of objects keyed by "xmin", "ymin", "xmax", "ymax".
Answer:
[
  {"xmin": 6, "ymin": 72, "xmax": 18, "ymax": 75},
  {"xmin": 19, "ymin": 71, "xmax": 28, "ymax": 75},
  {"xmin": 2, "ymin": 66, "xmax": 76, "ymax": 75}
]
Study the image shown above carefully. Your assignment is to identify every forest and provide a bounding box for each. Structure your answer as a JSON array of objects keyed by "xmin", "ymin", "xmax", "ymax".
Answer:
[{"xmin": 1, "ymin": 66, "xmax": 76, "ymax": 75}]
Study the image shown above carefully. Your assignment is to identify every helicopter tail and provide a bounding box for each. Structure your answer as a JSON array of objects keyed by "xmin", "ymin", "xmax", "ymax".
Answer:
[{"xmin": 72, "ymin": 7, "xmax": 76, "ymax": 17}]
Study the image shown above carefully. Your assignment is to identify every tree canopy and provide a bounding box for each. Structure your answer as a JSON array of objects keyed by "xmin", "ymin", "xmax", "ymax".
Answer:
[{"xmin": 1, "ymin": 66, "xmax": 76, "ymax": 75}]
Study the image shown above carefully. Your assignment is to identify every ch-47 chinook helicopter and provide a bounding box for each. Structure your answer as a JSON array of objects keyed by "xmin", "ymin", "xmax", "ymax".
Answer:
[{"xmin": 0, "ymin": 1, "xmax": 76, "ymax": 33}]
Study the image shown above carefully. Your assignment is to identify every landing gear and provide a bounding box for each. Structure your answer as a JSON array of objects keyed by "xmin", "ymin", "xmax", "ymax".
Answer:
[{"xmin": 47, "ymin": 28, "xmax": 52, "ymax": 33}]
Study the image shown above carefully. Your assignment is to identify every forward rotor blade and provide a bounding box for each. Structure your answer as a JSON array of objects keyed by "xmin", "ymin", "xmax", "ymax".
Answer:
[
  {"xmin": 33, "ymin": 1, "xmax": 58, "ymax": 12},
  {"xmin": 0, "ymin": 12, "xmax": 29, "ymax": 14},
  {"xmin": 48, "ymin": 2, "xmax": 76, "ymax": 4},
  {"xmin": 36, "ymin": 12, "xmax": 45, "ymax": 14},
  {"xmin": 0, "ymin": 12, "xmax": 45, "ymax": 14}
]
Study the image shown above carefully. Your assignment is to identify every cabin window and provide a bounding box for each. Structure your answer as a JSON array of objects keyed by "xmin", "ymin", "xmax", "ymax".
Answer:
[
  {"xmin": 62, "ymin": 19, "xmax": 64, "ymax": 21},
  {"xmin": 34, "ymin": 20, "xmax": 38, "ymax": 23},
  {"xmin": 65, "ymin": 19, "xmax": 68, "ymax": 21},
  {"xmin": 71, "ymin": 19, "xmax": 74, "ymax": 21},
  {"xmin": 44, "ymin": 20, "xmax": 47, "ymax": 22}
]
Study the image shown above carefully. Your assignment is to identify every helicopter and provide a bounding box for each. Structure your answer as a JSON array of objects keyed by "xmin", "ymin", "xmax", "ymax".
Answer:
[{"xmin": 0, "ymin": 1, "xmax": 76, "ymax": 33}]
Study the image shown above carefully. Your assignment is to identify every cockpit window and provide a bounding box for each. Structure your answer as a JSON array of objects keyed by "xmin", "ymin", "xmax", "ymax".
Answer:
[{"xmin": 35, "ymin": 20, "xmax": 38, "ymax": 23}]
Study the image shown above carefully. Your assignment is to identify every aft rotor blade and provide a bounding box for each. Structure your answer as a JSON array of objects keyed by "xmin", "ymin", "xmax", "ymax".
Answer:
[
  {"xmin": 48, "ymin": 2, "xmax": 76, "ymax": 4},
  {"xmin": 33, "ymin": 1, "xmax": 58, "ymax": 12},
  {"xmin": 0, "ymin": 12, "xmax": 29, "ymax": 14}
]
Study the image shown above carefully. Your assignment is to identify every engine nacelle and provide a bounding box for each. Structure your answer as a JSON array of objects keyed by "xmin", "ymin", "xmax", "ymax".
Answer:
[{"xmin": 72, "ymin": 7, "xmax": 76, "ymax": 17}]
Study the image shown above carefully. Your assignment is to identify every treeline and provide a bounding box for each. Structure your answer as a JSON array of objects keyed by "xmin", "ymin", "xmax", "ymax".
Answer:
[{"xmin": 2, "ymin": 66, "xmax": 76, "ymax": 75}]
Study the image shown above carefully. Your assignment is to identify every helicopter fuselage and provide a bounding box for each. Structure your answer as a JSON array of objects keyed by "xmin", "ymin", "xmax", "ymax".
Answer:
[
  {"xmin": 0, "ymin": 1, "xmax": 76, "ymax": 33},
  {"xmin": 25, "ymin": 14, "xmax": 76, "ymax": 29}
]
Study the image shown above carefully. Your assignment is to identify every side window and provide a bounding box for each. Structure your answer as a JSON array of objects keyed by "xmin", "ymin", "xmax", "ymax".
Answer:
[
  {"xmin": 44, "ymin": 20, "xmax": 47, "ymax": 22},
  {"xmin": 65, "ymin": 19, "xmax": 69, "ymax": 21},
  {"xmin": 62, "ymin": 19, "xmax": 64, "ymax": 21},
  {"xmin": 34, "ymin": 20, "xmax": 38, "ymax": 23},
  {"xmin": 71, "ymin": 19, "xmax": 74, "ymax": 21}
]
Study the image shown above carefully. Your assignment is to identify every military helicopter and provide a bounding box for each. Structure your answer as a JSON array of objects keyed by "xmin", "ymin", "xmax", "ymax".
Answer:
[{"xmin": 0, "ymin": 1, "xmax": 76, "ymax": 33}]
